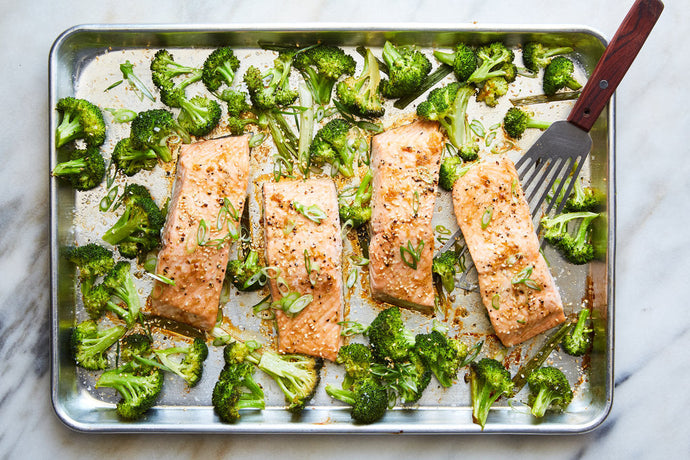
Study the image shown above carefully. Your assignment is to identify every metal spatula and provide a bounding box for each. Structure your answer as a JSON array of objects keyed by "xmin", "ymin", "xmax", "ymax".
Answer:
[{"xmin": 518, "ymin": 0, "xmax": 664, "ymax": 217}]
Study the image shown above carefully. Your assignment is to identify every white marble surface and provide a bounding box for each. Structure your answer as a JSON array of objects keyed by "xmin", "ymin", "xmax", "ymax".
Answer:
[{"xmin": 1, "ymin": 0, "xmax": 688, "ymax": 458}]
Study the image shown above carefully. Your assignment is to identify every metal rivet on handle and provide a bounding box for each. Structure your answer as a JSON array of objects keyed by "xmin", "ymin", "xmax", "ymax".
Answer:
[{"xmin": 599, "ymin": 80, "xmax": 609, "ymax": 89}]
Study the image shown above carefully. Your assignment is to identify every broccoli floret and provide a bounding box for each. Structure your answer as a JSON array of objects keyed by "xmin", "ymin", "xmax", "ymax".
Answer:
[
  {"xmin": 96, "ymin": 365, "xmax": 163, "ymax": 420},
  {"xmin": 81, "ymin": 282, "xmax": 113, "ymax": 319},
  {"xmin": 64, "ymin": 243, "xmax": 115, "ymax": 280},
  {"xmin": 224, "ymin": 91, "xmax": 260, "ymax": 135},
  {"xmin": 222, "ymin": 341, "xmax": 321, "ymax": 412},
  {"xmin": 336, "ymin": 343, "xmax": 373, "ymax": 382},
  {"xmin": 379, "ymin": 41, "xmax": 432, "ymax": 99},
  {"xmin": 371, "ymin": 352, "xmax": 431, "ymax": 404},
  {"xmin": 102, "ymin": 183, "xmax": 165, "ymax": 260},
  {"xmin": 102, "ymin": 261, "xmax": 141, "ymax": 327},
  {"xmin": 543, "ymin": 56, "xmax": 582, "ymax": 96},
  {"xmin": 540, "ymin": 211, "xmax": 599, "ymax": 265},
  {"xmin": 468, "ymin": 358, "xmax": 514, "ymax": 429},
  {"xmin": 468, "ymin": 42, "xmax": 517, "ymax": 85},
  {"xmin": 154, "ymin": 337, "xmax": 209, "ymax": 387},
  {"xmin": 475, "ymin": 76, "xmax": 509, "ymax": 107},
  {"xmin": 564, "ymin": 177, "xmax": 598, "ymax": 212},
  {"xmin": 417, "ymin": 82, "xmax": 478, "ymax": 156},
  {"xmin": 438, "ymin": 156, "xmax": 472, "ymax": 191},
  {"xmin": 502, "ymin": 107, "xmax": 552, "ymax": 139},
  {"xmin": 130, "ymin": 109, "xmax": 189, "ymax": 162},
  {"xmin": 226, "ymin": 250, "xmax": 265, "ymax": 291},
  {"xmin": 244, "ymin": 53, "xmax": 299, "ymax": 111},
  {"xmin": 150, "ymin": 49, "xmax": 202, "ymax": 107},
  {"xmin": 335, "ymin": 48, "xmax": 385, "ymax": 119},
  {"xmin": 54, "ymin": 97, "xmax": 106, "ymax": 148},
  {"xmin": 112, "ymin": 137, "xmax": 158, "ymax": 176},
  {"xmin": 293, "ymin": 44, "xmax": 356, "ymax": 105},
  {"xmin": 366, "ymin": 306, "xmax": 415, "ymax": 363},
  {"xmin": 309, "ymin": 118, "xmax": 359, "ymax": 177},
  {"xmin": 176, "ymin": 95, "xmax": 222, "ymax": 137},
  {"xmin": 325, "ymin": 376, "xmax": 388, "ymax": 424},
  {"xmin": 202, "ymin": 47, "xmax": 241, "ymax": 93},
  {"xmin": 119, "ymin": 333, "xmax": 155, "ymax": 370},
  {"xmin": 254, "ymin": 350, "xmax": 322, "ymax": 412},
  {"xmin": 561, "ymin": 308, "xmax": 592, "ymax": 356},
  {"xmin": 522, "ymin": 42, "xmax": 574, "ymax": 73},
  {"xmin": 339, "ymin": 169, "xmax": 373, "ymax": 228},
  {"xmin": 432, "ymin": 250, "xmax": 460, "ymax": 293},
  {"xmin": 212, "ymin": 361, "xmax": 265, "ymax": 423},
  {"xmin": 415, "ymin": 330, "xmax": 468, "ymax": 387},
  {"xmin": 71, "ymin": 320, "xmax": 126, "ymax": 370},
  {"xmin": 527, "ymin": 366, "xmax": 573, "ymax": 418},
  {"xmin": 51, "ymin": 146, "xmax": 106, "ymax": 191},
  {"xmin": 433, "ymin": 43, "xmax": 478, "ymax": 82}
]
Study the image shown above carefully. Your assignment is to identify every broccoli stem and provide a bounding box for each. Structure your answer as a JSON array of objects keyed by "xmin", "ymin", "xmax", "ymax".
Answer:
[
  {"xmin": 530, "ymin": 388, "xmax": 556, "ymax": 418},
  {"xmin": 433, "ymin": 50, "xmax": 455, "ymax": 67},
  {"xmin": 52, "ymin": 157, "xmax": 88, "ymax": 176},
  {"xmin": 353, "ymin": 170, "xmax": 373, "ymax": 207},
  {"xmin": 102, "ymin": 207, "xmax": 146, "ymax": 245},
  {"xmin": 324, "ymin": 384, "xmax": 355, "ymax": 405},
  {"xmin": 526, "ymin": 119, "xmax": 552, "ymax": 130},
  {"xmin": 56, "ymin": 114, "xmax": 82, "ymax": 148}
]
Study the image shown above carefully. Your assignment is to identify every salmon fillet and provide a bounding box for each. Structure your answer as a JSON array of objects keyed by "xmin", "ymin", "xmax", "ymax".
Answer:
[
  {"xmin": 149, "ymin": 135, "xmax": 250, "ymax": 330},
  {"xmin": 368, "ymin": 120, "xmax": 445, "ymax": 312},
  {"xmin": 452, "ymin": 156, "xmax": 565, "ymax": 347},
  {"xmin": 262, "ymin": 178, "xmax": 343, "ymax": 361}
]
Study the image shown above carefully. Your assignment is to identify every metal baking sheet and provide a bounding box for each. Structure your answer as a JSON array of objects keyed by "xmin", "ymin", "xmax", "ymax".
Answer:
[{"xmin": 50, "ymin": 24, "xmax": 614, "ymax": 433}]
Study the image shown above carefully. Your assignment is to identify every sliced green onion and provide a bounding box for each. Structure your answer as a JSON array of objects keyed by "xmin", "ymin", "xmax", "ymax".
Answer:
[
  {"xmin": 249, "ymin": 132, "xmax": 266, "ymax": 148},
  {"xmin": 485, "ymin": 131, "xmax": 497, "ymax": 147},
  {"xmin": 283, "ymin": 218, "xmax": 296, "ymax": 235},
  {"xmin": 460, "ymin": 340, "xmax": 484, "ymax": 367},
  {"xmin": 481, "ymin": 206, "xmax": 494, "ymax": 230},
  {"xmin": 276, "ymin": 276, "xmax": 290, "ymax": 296},
  {"xmin": 145, "ymin": 272, "xmax": 176, "ymax": 286},
  {"xmin": 511, "ymin": 266, "xmax": 542, "ymax": 291},
  {"xmin": 470, "ymin": 119, "xmax": 485, "ymax": 138},
  {"xmin": 196, "ymin": 219, "xmax": 208, "ymax": 246},
  {"xmin": 346, "ymin": 268, "xmax": 358, "ymax": 289},
  {"xmin": 252, "ymin": 295, "xmax": 272, "ymax": 314},
  {"xmin": 99, "ymin": 186, "xmax": 119, "ymax": 212},
  {"xmin": 435, "ymin": 225, "xmax": 452, "ymax": 235},
  {"xmin": 104, "ymin": 80, "xmax": 123, "ymax": 91},
  {"xmin": 491, "ymin": 293, "xmax": 500, "ymax": 310},
  {"xmin": 304, "ymin": 250, "xmax": 320, "ymax": 287},
  {"xmin": 338, "ymin": 320, "xmax": 367, "ymax": 336},
  {"xmin": 517, "ymin": 319, "xmax": 526, "ymax": 324},
  {"xmin": 293, "ymin": 200, "xmax": 327, "ymax": 224},
  {"xmin": 400, "ymin": 240, "xmax": 425, "ymax": 270},
  {"xmin": 104, "ymin": 108, "xmax": 137, "ymax": 123},
  {"xmin": 489, "ymin": 122, "xmax": 502, "ymax": 130},
  {"xmin": 412, "ymin": 190, "xmax": 420, "ymax": 217},
  {"xmin": 350, "ymin": 256, "xmax": 369, "ymax": 266},
  {"xmin": 417, "ymin": 167, "xmax": 434, "ymax": 184}
]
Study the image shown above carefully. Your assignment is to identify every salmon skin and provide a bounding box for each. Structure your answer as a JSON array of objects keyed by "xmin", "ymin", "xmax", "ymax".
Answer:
[
  {"xmin": 262, "ymin": 178, "xmax": 343, "ymax": 361},
  {"xmin": 452, "ymin": 156, "xmax": 565, "ymax": 347},
  {"xmin": 149, "ymin": 135, "xmax": 250, "ymax": 331},
  {"xmin": 368, "ymin": 120, "xmax": 445, "ymax": 313}
]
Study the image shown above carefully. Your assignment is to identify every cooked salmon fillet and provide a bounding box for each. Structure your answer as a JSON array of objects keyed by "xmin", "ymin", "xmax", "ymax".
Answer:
[
  {"xmin": 452, "ymin": 156, "xmax": 565, "ymax": 347},
  {"xmin": 262, "ymin": 178, "xmax": 343, "ymax": 361},
  {"xmin": 368, "ymin": 120, "xmax": 445, "ymax": 312},
  {"xmin": 149, "ymin": 135, "xmax": 250, "ymax": 330}
]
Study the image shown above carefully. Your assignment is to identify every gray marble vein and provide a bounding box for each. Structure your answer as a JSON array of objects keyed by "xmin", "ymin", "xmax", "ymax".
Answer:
[{"xmin": 1, "ymin": 0, "xmax": 688, "ymax": 458}]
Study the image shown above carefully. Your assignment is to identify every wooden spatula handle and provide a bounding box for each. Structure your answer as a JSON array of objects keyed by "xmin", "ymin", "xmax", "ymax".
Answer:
[{"xmin": 568, "ymin": 0, "xmax": 663, "ymax": 132}]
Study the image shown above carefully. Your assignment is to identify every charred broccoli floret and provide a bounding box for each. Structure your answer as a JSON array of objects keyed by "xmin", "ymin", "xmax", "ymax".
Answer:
[
  {"xmin": 112, "ymin": 137, "xmax": 158, "ymax": 176},
  {"xmin": 366, "ymin": 306, "xmax": 415, "ymax": 363},
  {"xmin": 71, "ymin": 320, "xmax": 126, "ymax": 370},
  {"xmin": 201, "ymin": 46, "xmax": 241, "ymax": 93},
  {"xmin": 54, "ymin": 97, "xmax": 106, "ymax": 148},
  {"xmin": 417, "ymin": 82, "xmax": 478, "ymax": 158},
  {"xmin": 154, "ymin": 337, "xmax": 209, "ymax": 387},
  {"xmin": 244, "ymin": 53, "xmax": 299, "ymax": 111},
  {"xmin": 51, "ymin": 146, "xmax": 106, "ymax": 191},
  {"xmin": 468, "ymin": 358, "xmax": 514, "ymax": 429},
  {"xmin": 415, "ymin": 330, "xmax": 469, "ymax": 387},
  {"xmin": 102, "ymin": 183, "xmax": 165, "ymax": 260},
  {"xmin": 503, "ymin": 107, "xmax": 552, "ymax": 139},
  {"xmin": 227, "ymin": 250, "xmax": 266, "ymax": 291},
  {"xmin": 543, "ymin": 56, "xmax": 582, "ymax": 96},
  {"xmin": 438, "ymin": 156, "xmax": 472, "ymax": 191},
  {"xmin": 564, "ymin": 177, "xmax": 599, "ymax": 213},
  {"xmin": 101, "ymin": 261, "xmax": 142, "ymax": 327},
  {"xmin": 339, "ymin": 169, "xmax": 373, "ymax": 228},
  {"xmin": 540, "ymin": 211, "xmax": 599, "ymax": 265},
  {"xmin": 336, "ymin": 342, "xmax": 373, "ymax": 383},
  {"xmin": 325, "ymin": 376, "xmax": 388, "ymax": 424},
  {"xmin": 433, "ymin": 43, "xmax": 478, "ymax": 82},
  {"xmin": 527, "ymin": 366, "xmax": 573, "ymax": 417},
  {"xmin": 561, "ymin": 308, "xmax": 593, "ymax": 356},
  {"xmin": 522, "ymin": 42, "xmax": 574, "ymax": 73},
  {"xmin": 379, "ymin": 41, "xmax": 432, "ymax": 99},
  {"xmin": 96, "ymin": 364, "xmax": 163, "ymax": 420},
  {"xmin": 476, "ymin": 76, "xmax": 510, "ymax": 108},
  {"xmin": 335, "ymin": 48, "xmax": 385, "ymax": 119},
  {"xmin": 309, "ymin": 118, "xmax": 359, "ymax": 177},
  {"xmin": 64, "ymin": 243, "xmax": 115, "ymax": 281},
  {"xmin": 432, "ymin": 249, "xmax": 461, "ymax": 293},
  {"xmin": 212, "ymin": 359, "xmax": 265, "ymax": 423},
  {"xmin": 130, "ymin": 109, "xmax": 189, "ymax": 162},
  {"xmin": 293, "ymin": 44, "xmax": 356, "ymax": 105}
]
